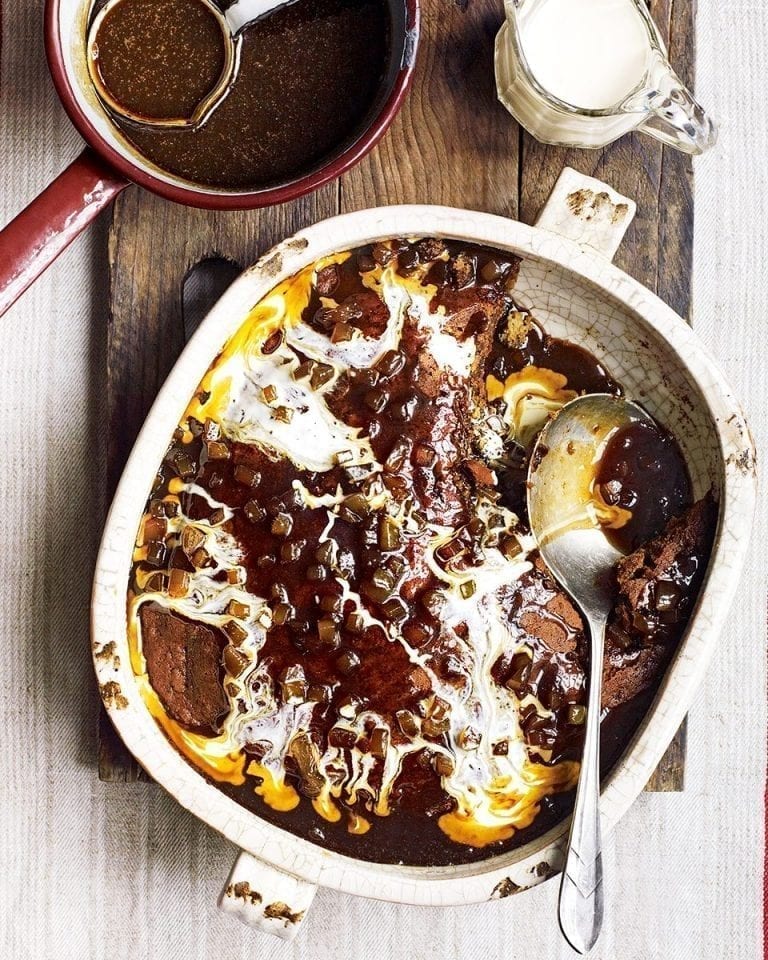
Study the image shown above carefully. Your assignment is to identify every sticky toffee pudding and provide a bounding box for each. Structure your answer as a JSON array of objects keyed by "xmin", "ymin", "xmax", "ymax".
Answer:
[{"xmin": 128, "ymin": 239, "xmax": 716, "ymax": 865}]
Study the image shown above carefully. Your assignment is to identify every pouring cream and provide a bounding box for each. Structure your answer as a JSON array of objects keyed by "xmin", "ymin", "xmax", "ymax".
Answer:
[{"xmin": 517, "ymin": 0, "xmax": 650, "ymax": 110}]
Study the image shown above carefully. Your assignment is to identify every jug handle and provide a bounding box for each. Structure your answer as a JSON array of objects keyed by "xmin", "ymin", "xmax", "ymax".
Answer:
[{"xmin": 632, "ymin": 56, "xmax": 717, "ymax": 156}]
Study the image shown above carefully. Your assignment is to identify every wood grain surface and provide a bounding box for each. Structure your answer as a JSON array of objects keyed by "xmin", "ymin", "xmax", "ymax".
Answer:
[{"xmin": 99, "ymin": 0, "xmax": 693, "ymax": 793}]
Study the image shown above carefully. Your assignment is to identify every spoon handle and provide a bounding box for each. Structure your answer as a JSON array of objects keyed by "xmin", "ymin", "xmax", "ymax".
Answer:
[
  {"xmin": 558, "ymin": 612, "xmax": 605, "ymax": 955},
  {"xmin": 225, "ymin": 0, "xmax": 297, "ymax": 33}
]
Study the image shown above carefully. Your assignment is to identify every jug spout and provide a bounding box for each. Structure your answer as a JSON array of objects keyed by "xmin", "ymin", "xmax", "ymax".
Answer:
[{"xmin": 631, "ymin": 54, "xmax": 717, "ymax": 155}]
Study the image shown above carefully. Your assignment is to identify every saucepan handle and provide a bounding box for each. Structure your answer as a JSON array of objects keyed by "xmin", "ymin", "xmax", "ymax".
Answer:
[
  {"xmin": 0, "ymin": 147, "xmax": 128, "ymax": 318},
  {"xmin": 218, "ymin": 849, "xmax": 317, "ymax": 940},
  {"xmin": 535, "ymin": 167, "xmax": 637, "ymax": 262}
]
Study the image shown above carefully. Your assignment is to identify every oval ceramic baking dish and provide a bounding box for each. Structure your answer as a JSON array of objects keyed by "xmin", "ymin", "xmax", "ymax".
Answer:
[{"xmin": 92, "ymin": 168, "xmax": 756, "ymax": 940}]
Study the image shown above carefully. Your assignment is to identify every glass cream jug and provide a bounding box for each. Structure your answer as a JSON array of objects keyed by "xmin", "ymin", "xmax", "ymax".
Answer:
[{"xmin": 495, "ymin": 0, "xmax": 716, "ymax": 154}]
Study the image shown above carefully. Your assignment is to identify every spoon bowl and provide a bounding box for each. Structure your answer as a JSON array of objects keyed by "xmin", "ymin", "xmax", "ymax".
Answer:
[{"xmin": 527, "ymin": 393, "xmax": 652, "ymax": 954}]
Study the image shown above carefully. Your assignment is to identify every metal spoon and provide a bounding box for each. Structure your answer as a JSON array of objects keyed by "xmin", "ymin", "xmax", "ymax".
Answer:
[
  {"xmin": 88, "ymin": 0, "xmax": 297, "ymax": 128},
  {"xmin": 526, "ymin": 393, "xmax": 652, "ymax": 955}
]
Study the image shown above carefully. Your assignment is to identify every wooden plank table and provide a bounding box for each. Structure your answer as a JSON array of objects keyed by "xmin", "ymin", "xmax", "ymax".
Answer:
[{"xmin": 99, "ymin": 0, "xmax": 694, "ymax": 792}]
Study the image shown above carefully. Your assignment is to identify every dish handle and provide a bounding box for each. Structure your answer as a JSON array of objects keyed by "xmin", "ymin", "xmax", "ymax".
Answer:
[
  {"xmin": 218, "ymin": 850, "xmax": 317, "ymax": 940},
  {"xmin": 535, "ymin": 167, "xmax": 637, "ymax": 261}
]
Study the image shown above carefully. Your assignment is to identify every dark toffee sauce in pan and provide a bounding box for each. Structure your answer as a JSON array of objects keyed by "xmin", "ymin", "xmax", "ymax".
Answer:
[{"xmin": 91, "ymin": 0, "xmax": 391, "ymax": 189}]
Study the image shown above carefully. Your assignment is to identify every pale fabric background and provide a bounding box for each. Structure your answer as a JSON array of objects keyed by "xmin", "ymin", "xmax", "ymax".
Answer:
[{"xmin": 0, "ymin": 1, "xmax": 764, "ymax": 957}]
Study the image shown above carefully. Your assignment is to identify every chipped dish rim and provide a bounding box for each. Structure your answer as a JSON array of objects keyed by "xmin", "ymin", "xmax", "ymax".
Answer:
[{"xmin": 91, "ymin": 198, "xmax": 756, "ymax": 908}]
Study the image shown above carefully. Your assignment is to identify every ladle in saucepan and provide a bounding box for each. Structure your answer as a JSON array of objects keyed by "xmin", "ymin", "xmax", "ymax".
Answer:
[
  {"xmin": 527, "ymin": 393, "xmax": 654, "ymax": 955},
  {"xmin": 87, "ymin": 0, "xmax": 297, "ymax": 127}
]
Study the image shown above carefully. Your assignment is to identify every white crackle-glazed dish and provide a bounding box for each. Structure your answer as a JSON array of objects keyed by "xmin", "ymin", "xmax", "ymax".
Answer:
[{"xmin": 92, "ymin": 168, "xmax": 756, "ymax": 940}]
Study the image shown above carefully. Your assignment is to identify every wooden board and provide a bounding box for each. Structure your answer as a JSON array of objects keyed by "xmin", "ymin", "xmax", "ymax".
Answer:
[{"xmin": 99, "ymin": 0, "xmax": 694, "ymax": 792}]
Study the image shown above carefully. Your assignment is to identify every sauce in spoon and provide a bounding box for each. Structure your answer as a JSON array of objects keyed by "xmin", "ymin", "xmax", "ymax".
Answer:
[{"xmin": 92, "ymin": 0, "xmax": 227, "ymax": 122}]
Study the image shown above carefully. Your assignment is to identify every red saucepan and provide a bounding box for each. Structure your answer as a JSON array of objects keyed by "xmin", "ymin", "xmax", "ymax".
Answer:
[{"xmin": 0, "ymin": 0, "xmax": 419, "ymax": 317}]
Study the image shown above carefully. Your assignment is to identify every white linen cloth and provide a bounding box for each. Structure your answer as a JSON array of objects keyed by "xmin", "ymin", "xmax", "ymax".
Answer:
[{"xmin": 0, "ymin": 1, "xmax": 764, "ymax": 957}]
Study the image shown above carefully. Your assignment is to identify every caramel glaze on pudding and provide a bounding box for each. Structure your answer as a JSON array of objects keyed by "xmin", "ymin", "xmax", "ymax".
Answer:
[{"xmin": 127, "ymin": 239, "xmax": 716, "ymax": 866}]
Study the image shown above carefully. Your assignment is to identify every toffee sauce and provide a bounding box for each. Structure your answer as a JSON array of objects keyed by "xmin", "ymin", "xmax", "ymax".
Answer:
[
  {"xmin": 92, "ymin": 0, "xmax": 390, "ymax": 188},
  {"xmin": 597, "ymin": 419, "xmax": 692, "ymax": 553},
  {"xmin": 92, "ymin": 0, "xmax": 227, "ymax": 121}
]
